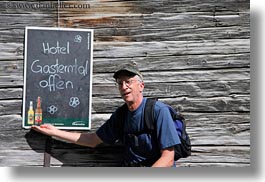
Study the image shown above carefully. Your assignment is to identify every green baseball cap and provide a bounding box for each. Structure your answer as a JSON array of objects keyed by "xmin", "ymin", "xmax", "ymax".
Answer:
[{"xmin": 113, "ymin": 62, "xmax": 143, "ymax": 80}]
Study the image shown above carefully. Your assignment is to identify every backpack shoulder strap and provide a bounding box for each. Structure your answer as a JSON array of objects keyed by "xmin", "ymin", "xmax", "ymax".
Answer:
[{"xmin": 144, "ymin": 98, "xmax": 157, "ymax": 131}]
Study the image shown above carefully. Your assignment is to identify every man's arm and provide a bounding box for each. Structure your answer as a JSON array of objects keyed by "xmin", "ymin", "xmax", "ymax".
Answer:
[
  {"xmin": 152, "ymin": 146, "xmax": 175, "ymax": 167},
  {"xmin": 31, "ymin": 124, "xmax": 103, "ymax": 148}
]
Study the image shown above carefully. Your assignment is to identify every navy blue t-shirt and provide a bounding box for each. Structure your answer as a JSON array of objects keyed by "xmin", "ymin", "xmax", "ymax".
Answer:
[{"xmin": 96, "ymin": 97, "xmax": 180, "ymax": 166}]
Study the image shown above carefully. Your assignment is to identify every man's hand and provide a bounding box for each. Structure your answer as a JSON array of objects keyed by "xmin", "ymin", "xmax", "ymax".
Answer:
[
  {"xmin": 152, "ymin": 146, "xmax": 175, "ymax": 167},
  {"xmin": 31, "ymin": 124, "xmax": 58, "ymax": 137}
]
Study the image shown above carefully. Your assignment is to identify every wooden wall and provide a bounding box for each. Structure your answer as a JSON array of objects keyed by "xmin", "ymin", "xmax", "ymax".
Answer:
[{"xmin": 0, "ymin": 0, "xmax": 250, "ymax": 167}]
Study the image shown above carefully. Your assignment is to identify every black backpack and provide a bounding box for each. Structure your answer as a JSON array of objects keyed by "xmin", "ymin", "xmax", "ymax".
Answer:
[{"xmin": 116, "ymin": 98, "xmax": 191, "ymax": 161}]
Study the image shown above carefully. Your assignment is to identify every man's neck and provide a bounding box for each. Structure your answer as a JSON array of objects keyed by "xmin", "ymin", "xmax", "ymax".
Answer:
[{"xmin": 127, "ymin": 96, "xmax": 143, "ymax": 111}]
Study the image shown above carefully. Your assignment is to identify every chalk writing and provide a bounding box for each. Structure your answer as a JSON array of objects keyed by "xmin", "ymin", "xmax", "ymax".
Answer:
[
  {"xmin": 31, "ymin": 59, "xmax": 88, "ymax": 77},
  {"xmin": 30, "ymin": 57, "xmax": 88, "ymax": 92},
  {"xmin": 43, "ymin": 41, "xmax": 70, "ymax": 54},
  {"xmin": 87, "ymin": 33, "xmax": 90, "ymax": 50},
  {"xmin": 39, "ymin": 74, "xmax": 73, "ymax": 92}
]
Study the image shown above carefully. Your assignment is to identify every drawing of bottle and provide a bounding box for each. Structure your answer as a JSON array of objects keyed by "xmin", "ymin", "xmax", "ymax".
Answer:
[
  {"xmin": 27, "ymin": 101, "xmax": 34, "ymax": 125},
  {"xmin": 34, "ymin": 96, "xmax": 42, "ymax": 126}
]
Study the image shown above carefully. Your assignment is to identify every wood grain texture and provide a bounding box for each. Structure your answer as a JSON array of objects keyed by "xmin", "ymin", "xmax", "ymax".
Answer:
[{"xmin": 0, "ymin": 0, "xmax": 250, "ymax": 167}]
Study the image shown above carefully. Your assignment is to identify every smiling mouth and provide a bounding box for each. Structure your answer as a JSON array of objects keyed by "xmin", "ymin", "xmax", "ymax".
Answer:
[{"xmin": 122, "ymin": 92, "xmax": 131, "ymax": 97}]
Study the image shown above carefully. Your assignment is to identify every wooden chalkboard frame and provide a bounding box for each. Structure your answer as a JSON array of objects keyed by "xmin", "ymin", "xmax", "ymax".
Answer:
[{"xmin": 22, "ymin": 26, "xmax": 93, "ymax": 130}]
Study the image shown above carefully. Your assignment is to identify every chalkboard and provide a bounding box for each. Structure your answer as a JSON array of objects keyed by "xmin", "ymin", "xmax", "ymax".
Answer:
[{"xmin": 22, "ymin": 27, "xmax": 93, "ymax": 130}]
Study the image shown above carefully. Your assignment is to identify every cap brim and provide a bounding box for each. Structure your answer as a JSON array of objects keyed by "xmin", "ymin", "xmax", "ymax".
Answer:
[{"xmin": 113, "ymin": 69, "xmax": 136, "ymax": 79}]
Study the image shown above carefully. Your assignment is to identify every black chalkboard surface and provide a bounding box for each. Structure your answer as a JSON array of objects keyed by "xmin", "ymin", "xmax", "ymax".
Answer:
[{"xmin": 22, "ymin": 27, "xmax": 93, "ymax": 130}]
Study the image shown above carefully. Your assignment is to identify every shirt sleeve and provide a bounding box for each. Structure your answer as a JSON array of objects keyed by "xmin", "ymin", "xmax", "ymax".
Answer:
[
  {"xmin": 96, "ymin": 110, "xmax": 122, "ymax": 144},
  {"xmin": 154, "ymin": 103, "xmax": 181, "ymax": 149}
]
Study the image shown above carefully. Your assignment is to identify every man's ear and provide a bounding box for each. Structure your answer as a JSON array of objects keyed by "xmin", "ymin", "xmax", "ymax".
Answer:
[{"xmin": 139, "ymin": 82, "xmax": 144, "ymax": 92}]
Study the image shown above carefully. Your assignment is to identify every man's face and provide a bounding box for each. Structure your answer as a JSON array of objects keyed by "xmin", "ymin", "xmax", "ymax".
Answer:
[{"xmin": 116, "ymin": 75, "xmax": 144, "ymax": 103}]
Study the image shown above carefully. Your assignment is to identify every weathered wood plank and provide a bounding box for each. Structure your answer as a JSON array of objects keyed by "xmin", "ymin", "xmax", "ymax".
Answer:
[
  {"xmin": 54, "ymin": 0, "xmax": 249, "ymax": 42},
  {"xmin": 93, "ymin": 53, "xmax": 250, "ymax": 73},
  {"xmin": 93, "ymin": 69, "xmax": 250, "ymax": 84},
  {"xmin": 57, "ymin": 0, "xmax": 250, "ymax": 15},
  {"xmin": 0, "ymin": 53, "xmax": 250, "ymax": 77},
  {"xmin": 0, "ymin": 100, "xmax": 22, "ymax": 115},
  {"xmin": 0, "ymin": 145, "xmax": 249, "ymax": 167},
  {"xmin": 0, "ymin": 71, "xmax": 250, "ymax": 100},
  {"xmin": 0, "ymin": 60, "xmax": 23, "ymax": 75},
  {"xmin": 92, "ymin": 80, "xmax": 250, "ymax": 100},
  {"xmin": 0, "ymin": 112, "xmax": 250, "ymax": 149},
  {"xmin": 0, "ymin": 43, "xmax": 23, "ymax": 61},
  {"xmin": 93, "ymin": 40, "xmax": 250, "ymax": 58},
  {"xmin": 0, "ymin": 21, "xmax": 250, "ymax": 43},
  {"xmin": 180, "ymin": 146, "xmax": 250, "ymax": 162},
  {"xmin": 177, "ymin": 146, "xmax": 250, "ymax": 167},
  {"xmin": 91, "ymin": 95, "xmax": 250, "ymax": 113},
  {"xmin": 162, "ymin": 96, "xmax": 250, "ymax": 112},
  {"xmin": 0, "ymin": 39, "xmax": 250, "ymax": 61},
  {"xmin": 143, "ymin": 80, "xmax": 250, "ymax": 98},
  {"xmin": 0, "ymin": 149, "xmax": 44, "ymax": 167},
  {"xmin": 0, "ymin": 0, "xmax": 249, "ymax": 42},
  {"xmin": 58, "ymin": 13, "xmax": 250, "ymax": 41},
  {"xmin": 0, "ymin": 88, "xmax": 22, "ymax": 99},
  {"xmin": 0, "ymin": 76, "xmax": 23, "ymax": 88},
  {"xmin": 0, "ymin": 0, "xmax": 56, "ymax": 45}
]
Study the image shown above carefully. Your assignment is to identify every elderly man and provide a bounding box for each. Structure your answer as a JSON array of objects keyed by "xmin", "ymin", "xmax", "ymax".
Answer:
[{"xmin": 32, "ymin": 62, "xmax": 180, "ymax": 167}]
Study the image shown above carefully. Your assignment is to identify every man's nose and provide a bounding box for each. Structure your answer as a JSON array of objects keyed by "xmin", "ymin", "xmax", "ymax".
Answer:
[{"xmin": 120, "ymin": 81, "xmax": 128, "ymax": 89}]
